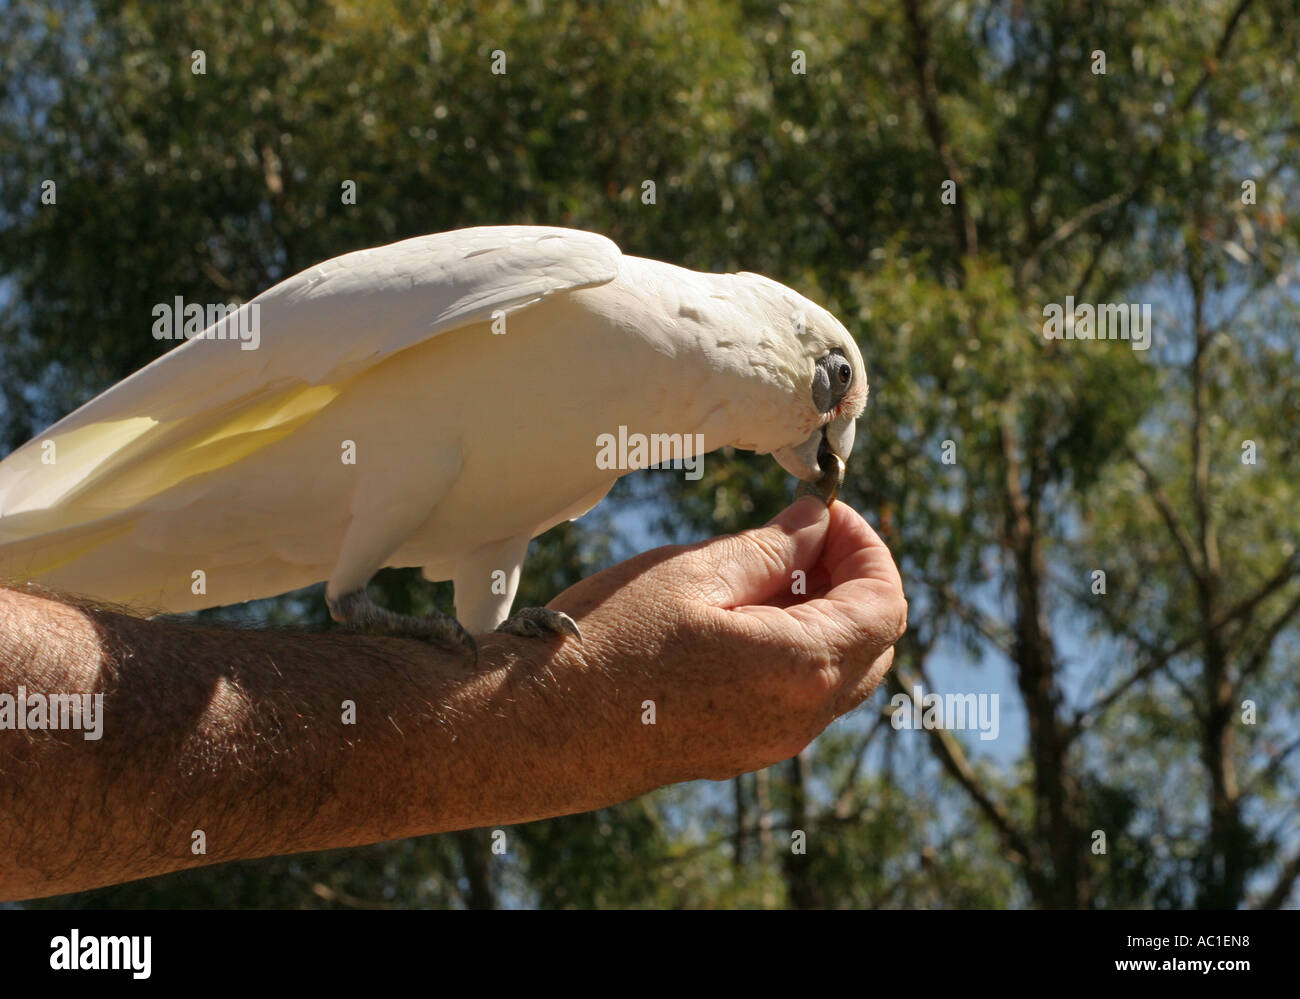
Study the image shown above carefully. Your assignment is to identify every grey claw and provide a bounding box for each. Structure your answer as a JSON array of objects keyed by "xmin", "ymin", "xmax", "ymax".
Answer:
[
  {"xmin": 495, "ymin": 607, "xmax": 583, "ymax": 642},
  {"xmin": 554, "ymin": 613, "xmax": 583, "ymax": 641}
]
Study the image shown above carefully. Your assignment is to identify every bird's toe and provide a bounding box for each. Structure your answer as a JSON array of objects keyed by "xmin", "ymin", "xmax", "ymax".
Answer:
[{"xmin": 495, "ymin": 607, "xmax": 582, "ymax": 642}]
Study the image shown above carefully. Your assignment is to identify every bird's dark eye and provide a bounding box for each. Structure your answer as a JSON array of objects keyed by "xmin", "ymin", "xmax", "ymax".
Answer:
[{"xmin": 812, "ymin": 349, "xmax": 853, "ymax": 413}]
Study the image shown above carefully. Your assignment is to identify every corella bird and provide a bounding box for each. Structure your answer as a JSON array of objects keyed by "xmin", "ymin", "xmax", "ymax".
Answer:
[{"xmin": 0, "ymin": 226, "xmax": 867, "ymax": 654}]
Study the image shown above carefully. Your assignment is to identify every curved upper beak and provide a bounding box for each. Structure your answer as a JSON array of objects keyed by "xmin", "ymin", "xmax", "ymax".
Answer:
[{"xmin": 773, "ymin": 410, "xmax": 856, "ymax": 482}]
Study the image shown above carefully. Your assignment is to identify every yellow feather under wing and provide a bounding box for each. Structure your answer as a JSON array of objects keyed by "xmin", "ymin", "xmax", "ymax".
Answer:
[
  {"xmin": 0, "ymin": 382, "xmax": 343, "ymax": 592},
  {"xmin": 0, "ymin": 417, "xmax": 158, "ymax": 515},
  {"xmin": 0, "ymin": 513, "xmax": 139, "ymax": 580},
  {"xmin": 71, "ymin": 382, "xmax": 342, "ymax": 510}
]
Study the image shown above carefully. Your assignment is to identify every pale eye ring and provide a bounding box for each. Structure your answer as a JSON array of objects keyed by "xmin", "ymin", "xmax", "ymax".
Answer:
[{"xmin": 812, "ymin": 349, "xmax": 852, "ymax": 413}]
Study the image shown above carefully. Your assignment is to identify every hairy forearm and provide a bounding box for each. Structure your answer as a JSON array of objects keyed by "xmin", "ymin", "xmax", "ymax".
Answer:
[
  {"xmin": 0, "ymin": 585, "xmax": 639, "ymax": 900},
  {"xmin": 0, "ymin": 499, "xmax": 908, "ymax": 902}
]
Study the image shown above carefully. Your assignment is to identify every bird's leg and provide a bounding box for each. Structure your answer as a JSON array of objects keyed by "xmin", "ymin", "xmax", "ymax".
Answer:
[
  {"xmin": 451, "ymin": 534, "xmax": 580, "ymax": 643},
  {"xmin": 328, "ymin": 590, "xmax": 477, "ymax": 658},
  {"xmin": 494, "ymin": 606, "xmax": 582, "ymax": 641}
]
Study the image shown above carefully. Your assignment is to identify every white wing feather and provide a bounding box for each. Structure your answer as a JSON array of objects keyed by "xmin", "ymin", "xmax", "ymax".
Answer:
[{"xmin": 0, "ymin": 226, "xmax": 620, "ymax": 519}]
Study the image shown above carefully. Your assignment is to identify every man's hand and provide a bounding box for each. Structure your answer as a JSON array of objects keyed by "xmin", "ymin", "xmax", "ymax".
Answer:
[
  {"xmin": 0, "ymin": 496, "xmax": 905, "ymax": 900},
  {"xmin": 549, "ymin": 496, "xmax": 906, "ymax": 786}
]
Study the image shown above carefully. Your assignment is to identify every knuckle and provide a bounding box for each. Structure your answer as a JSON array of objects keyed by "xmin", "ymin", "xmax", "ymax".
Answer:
[
  {"xmin": 742, "ymin": 530, "xmax": 791, "ymax": 584},
  {"xmin": 861, "ymin": 586, "xmax": 908, "ymax": 649},
  {"xmin": 771, "ymin": 736, "xmax": 815, "ymax": 767},
  {"xmin": 887, "ymin": 592, "xmax": 909, "ymax": 644},
  {"xmin": 778, "ymin": 643, "xmax": 842, "ymax": 711}
]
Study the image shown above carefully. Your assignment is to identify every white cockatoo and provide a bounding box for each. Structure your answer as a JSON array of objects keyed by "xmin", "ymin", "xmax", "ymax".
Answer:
[{"xmin": 0, "ymin": 226, "xmax": 867, "ymax": 653}]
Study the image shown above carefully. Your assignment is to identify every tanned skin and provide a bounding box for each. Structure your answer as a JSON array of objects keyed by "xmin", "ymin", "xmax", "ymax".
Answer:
[{"xmin": 0, "ymin": 497, "xmax": 905, "ymax": 901}]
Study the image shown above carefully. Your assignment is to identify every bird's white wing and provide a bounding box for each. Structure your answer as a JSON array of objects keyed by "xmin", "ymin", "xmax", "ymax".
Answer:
[{"xmin": 0, "ymin": 226, "xmax": 620, "ymax": 523}]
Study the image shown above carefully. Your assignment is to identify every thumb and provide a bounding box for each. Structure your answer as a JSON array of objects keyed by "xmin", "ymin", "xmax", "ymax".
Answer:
[{"xmin": 680, "ymin": 496, "xmax": 829, "ymax": 608}]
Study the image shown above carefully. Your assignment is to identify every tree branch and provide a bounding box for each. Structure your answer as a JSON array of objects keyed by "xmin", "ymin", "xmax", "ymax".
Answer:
[
  {"xmin": 1257, "ymin": 847, "xmax": 1300, "ymax": 909},
  {"xmin": 902, "ymin": 0, "xmax": 978, "ymax": 257},
  {"xmin": 1064, "ymin": 0, "xmax": 1258, "ymax": 299},
  {"xmin": 886, "ymin": 665, "xmax": 1040, "ymax": 882},
  {"xmin": 1126, "ymin": 444, "xmax": 1203, "ymax": 582}
]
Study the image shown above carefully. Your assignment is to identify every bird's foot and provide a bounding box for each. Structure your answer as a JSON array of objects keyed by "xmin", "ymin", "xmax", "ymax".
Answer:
[
  {"xmin": 494, "ymin": 606, "xmax": 582, "ymax": 642},
  {"xmin": 328, "ymin": 590, "xmax": 477, "ymax": 659}
]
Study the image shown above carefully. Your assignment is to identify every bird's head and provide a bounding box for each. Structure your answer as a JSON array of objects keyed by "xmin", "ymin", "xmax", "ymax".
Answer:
[
  {"xmin": 771, "ymin": 331, "xmax": 867, "ymax": 502},
  {"xmin": 750, "ymin": 282, "xmax": 868, "ymax": 503},
  {"xmin": 651, "ymin": 265, "xmax": 868, "ymax": 502}
]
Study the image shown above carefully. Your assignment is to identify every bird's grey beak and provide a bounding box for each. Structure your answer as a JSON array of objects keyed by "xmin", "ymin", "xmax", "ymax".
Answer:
[
  {"xmin": 774, "ymin": 428, "xmax": 825, "ymax": 482},
  {"xmin": 774, "ymin": 412, "xmax": 855, "ymax": 505}
]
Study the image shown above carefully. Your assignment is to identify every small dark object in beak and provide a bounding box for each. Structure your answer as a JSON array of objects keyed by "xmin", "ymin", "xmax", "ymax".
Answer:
[{"xmin": 794, "ymin": 430, "xmax": 845, "ymax": 506}]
